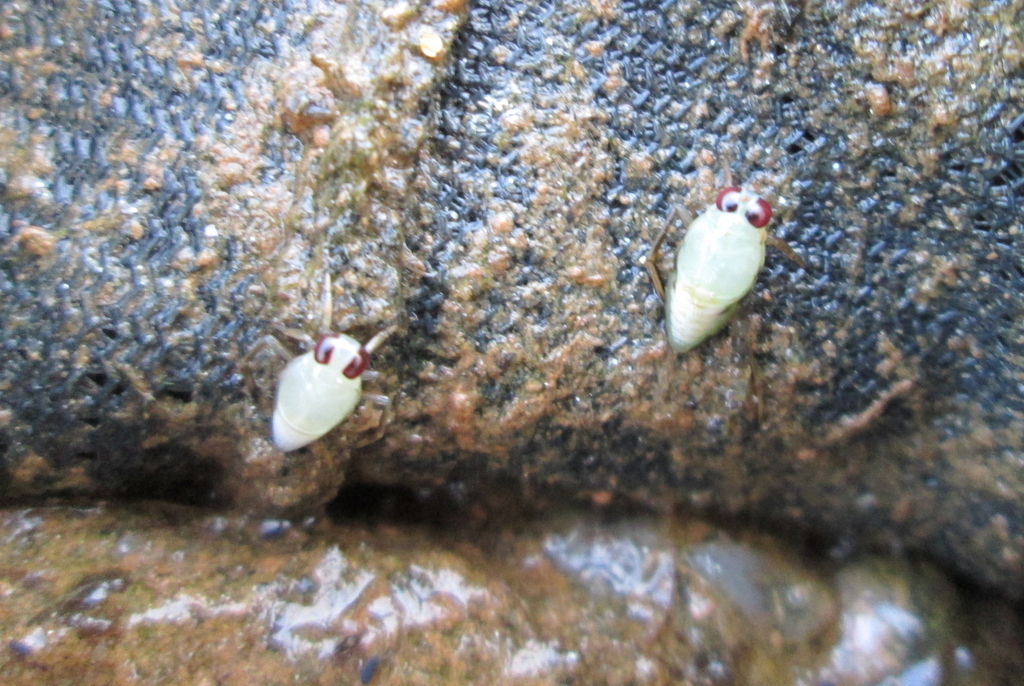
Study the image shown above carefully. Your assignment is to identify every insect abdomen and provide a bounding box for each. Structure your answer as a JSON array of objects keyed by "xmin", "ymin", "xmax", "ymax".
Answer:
[
  {"xmin": 664, "ymin": 211, "xmax": 765, "ymax": 352},
  {"xmin": 272, "ymin": 354, "xmax": 362, "ymax": 451},
  {"xmin": 664, "ymin": 283, "xmax": 739, "ymax": 352}
]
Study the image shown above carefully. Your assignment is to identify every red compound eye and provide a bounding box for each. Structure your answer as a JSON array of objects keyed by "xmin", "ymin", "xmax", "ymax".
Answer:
[
  {"xmin": 342, "ymin": 349, "xmax": 371, "ymax": 379},
  {"xmin": 745, "ymin": 197, "xmax": 773, "ymax": 228},
  {"xmin": 313, "ymin": 335, "xmax": 337, "ymax": 364},
  {"xmin": 715, "ymin": 186, "xmax": 742, "ymax": 212}
]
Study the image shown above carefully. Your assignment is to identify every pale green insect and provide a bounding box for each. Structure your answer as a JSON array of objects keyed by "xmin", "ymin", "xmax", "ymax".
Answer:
[
  {"xmin": 647, "ymin": 187, "xmax": 774, "ymax": 353},
  {"xmin": 272, "ymin": 326, "xmax": 394, "ymax": 452}
]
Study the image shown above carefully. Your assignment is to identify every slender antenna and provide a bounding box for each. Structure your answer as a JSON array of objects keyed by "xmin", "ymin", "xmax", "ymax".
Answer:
[
  {"xmin": 719, "ymin": 147, "xmax": 733, "ymax": 187},
  {"xmin": 363, "ymin": 324, "xmax": 399, "ymax": 354},
  {"xmin": 320, "ymin": 272, "xmax": 333, "ymax": 334}
]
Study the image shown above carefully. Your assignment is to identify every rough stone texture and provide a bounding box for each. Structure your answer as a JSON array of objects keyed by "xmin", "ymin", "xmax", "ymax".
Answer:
[
  {"xmin": 0, "ymin": 0, "xmax": 466, "ymax": 509},
  {"xmin": 2, "ymin": 0, "xmax": 1024, "ymax": 598},
  {"xmin": 1, "ymin": 504, "xmax": 1020, "ymax": 685}
]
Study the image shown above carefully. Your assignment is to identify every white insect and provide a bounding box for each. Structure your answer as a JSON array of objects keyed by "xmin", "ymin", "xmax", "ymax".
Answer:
[
  {"xmin": 272, "ymin": 326, "xmax": 395, "ymax": 452},
  {"xmin": 646, "ymin": 186, "xmax": 774, "ymax": 353}
]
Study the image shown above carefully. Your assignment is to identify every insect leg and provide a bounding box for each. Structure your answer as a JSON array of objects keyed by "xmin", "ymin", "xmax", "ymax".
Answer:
[
  {"xmin": 766, "ymin": 235, "xmax": 807, "ymax": 269},
  {"xmin": 363, "ymin": 393, "xmax": 391, "ymax": 408},
  {"xmin": 240, "ymin": 334, "xmax": 297, "ymax": 414},
  {"xmin": 355, "ymin": 393, "xmax": 393, "ymax": 447},
  {"xmin": 645, "ymin": 208, "xmax": 678, "ymax": 301},
  {"xmin": 241, "ymin": 334, "xmax": 293, "ymax": 366}
]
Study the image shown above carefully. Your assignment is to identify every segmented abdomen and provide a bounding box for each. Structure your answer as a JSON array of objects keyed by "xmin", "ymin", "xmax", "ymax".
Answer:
[{"xmin": 665, "ymin": 283, "xmax": 737, "ymax": 353}]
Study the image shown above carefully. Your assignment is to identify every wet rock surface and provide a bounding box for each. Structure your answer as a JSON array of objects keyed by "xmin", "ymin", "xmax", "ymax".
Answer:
[
  {"xmin": 1, "ymin": 503, "xmax": 1021, "ymax": 685},
  {"xmin": 2, "ymin": 0, "xmax": 1024, "ymax": 600}
]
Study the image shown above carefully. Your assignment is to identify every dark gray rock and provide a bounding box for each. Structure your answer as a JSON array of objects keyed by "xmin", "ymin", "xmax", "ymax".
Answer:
[{"xmin": 2, "ymin": 0, "xmax": 1024, "ymax": 598}]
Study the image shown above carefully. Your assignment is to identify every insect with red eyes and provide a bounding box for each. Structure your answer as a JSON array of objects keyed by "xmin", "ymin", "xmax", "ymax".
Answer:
[
  {"xmin": 271, "ymin": 326, "xmax": 395, "ymax": 451},
  {"xmin": 646, "ymin": 186, "xmax": 777, "ymax": 352}
]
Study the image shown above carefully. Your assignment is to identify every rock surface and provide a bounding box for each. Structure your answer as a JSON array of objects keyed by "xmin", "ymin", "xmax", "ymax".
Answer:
[
  {"xmin": 1, "ymin": 503, "xmax": 1020, "ymax": 685},
  {"xmin": 2, "ymin": 0, "xmax": 1024, "ymax": 598}
]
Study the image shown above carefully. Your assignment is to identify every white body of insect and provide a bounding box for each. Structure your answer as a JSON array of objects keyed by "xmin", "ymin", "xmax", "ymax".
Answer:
[
  {"xmin": 271, "ymin": 327, "xmax": 393, "ymax": 451},
  {"xmin": 647, "ymin": 187, "xmax": 773, "ymax": 353}
]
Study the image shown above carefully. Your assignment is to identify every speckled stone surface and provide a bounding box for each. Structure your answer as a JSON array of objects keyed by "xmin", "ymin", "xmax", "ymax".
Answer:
[
  {"xmin": 2, "ymin": 0, "xmax": 1024, "ymax": 597},
  {"xmin": 1, "ymin": 504, "xmax": 1020, "ymax": 685}
]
